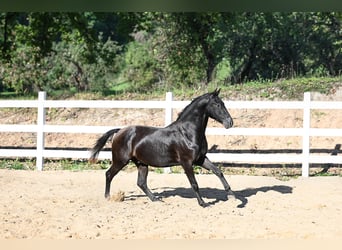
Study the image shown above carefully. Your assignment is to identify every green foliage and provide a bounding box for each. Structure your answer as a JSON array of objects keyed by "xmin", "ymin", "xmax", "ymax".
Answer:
[
  {"xmin": 1, "ymin": 45, "xmax": 42, "ymax": 93},
  {"xmin": 0, "ymin": 12, "xmax": 341, "ymax": 96},
  {"xmin": 146, "ymin": 13, "xmax": 222, "ymax": 86},
  {"xmin": 214, "ymin": 76, "xmax": 339, "ymax": 101},
  {"xmin": 0, "ymin": 159, "xmax": 32, "ymax": 170},
  {"xmin": 0, "ymin": 12, "xmax": 125, "ymax": 97},
  {"xmin": 122, "ymin": 32, "xmax": 160, "ymax": 92},
  {"xmin": 227, "ymin": 12, "xmax": 342, "ymax": 83},
  {"xmin": 1, "ymin": 33, "xmax": 123, "ymax": 97}
]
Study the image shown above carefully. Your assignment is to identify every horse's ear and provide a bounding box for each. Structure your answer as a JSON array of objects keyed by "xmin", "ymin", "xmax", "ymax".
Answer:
[{"xmin": 213, "ymin": 88, "xmax": 221, "ymax": 96}]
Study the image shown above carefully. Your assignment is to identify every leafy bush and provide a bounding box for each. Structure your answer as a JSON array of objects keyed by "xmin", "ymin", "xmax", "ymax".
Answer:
[
  {"xmin": 122, "ymin": 32, "xmax": 160, "ymax": 92},
  {"xmin": 1, "ymin": 31, "xmax": 123, "ymax": 97}
]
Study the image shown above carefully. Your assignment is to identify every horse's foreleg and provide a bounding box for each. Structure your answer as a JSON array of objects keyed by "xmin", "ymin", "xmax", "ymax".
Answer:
[
  {"xmin": 135, "ymin": 162, "xmax": 161, "ymax": 202},
  {"xmin": 201, "ymin": 157, "xmax": 235, "ymax": 198},
  {"xmin": 182, "ymin": 163, "xmax": 208, "ymax": 207}
]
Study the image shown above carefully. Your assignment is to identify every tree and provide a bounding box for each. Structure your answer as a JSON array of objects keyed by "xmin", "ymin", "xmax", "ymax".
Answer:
[
  {"xmin": 306, "ymin": 12, "xmax": 342, "ymax": 76},
  {"xmin": 1, "ymin": 12, "xmax": 341, "ymax": 95},
  {"xmin": 146, "ymin": 13, "xmax": 232, "ymax": 85},
  {"xmin": 226, "ymin": 12, "xmax": 342, "ymax": 83},
  {"xmin": 0, "ymin": 12, "xmax": 130, "ymax": 94}
]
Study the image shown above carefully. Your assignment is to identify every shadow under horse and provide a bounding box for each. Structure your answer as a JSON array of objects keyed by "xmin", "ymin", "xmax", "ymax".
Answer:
[
  {"xmin": 125, "ymin": 184, "xmax": 293, "ymax": 208},
  {"xmin": 90, "ymin": 89, "xmax": 234, "ymax": 207}
]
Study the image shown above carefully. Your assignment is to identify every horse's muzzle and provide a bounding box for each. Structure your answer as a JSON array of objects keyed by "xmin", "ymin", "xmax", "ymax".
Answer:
[{"xmin": 223, "ymin": 118, "xmax": 233, "ymax": 129}]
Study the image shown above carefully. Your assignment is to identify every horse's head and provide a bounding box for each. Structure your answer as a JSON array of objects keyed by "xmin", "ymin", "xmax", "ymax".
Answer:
[{"xmin": 207, "ymin": 88, "xmax": 233, "ymax": 129}]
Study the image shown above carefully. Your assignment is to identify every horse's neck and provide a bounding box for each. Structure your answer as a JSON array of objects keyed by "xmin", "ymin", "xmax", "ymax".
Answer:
[
  {"xmin": 174, "ymin": 96, "xmax": 210, "ymax": 133},
  {"xmin": 177, "ymin": 110, "xmax": 209, "ymax": 134}
]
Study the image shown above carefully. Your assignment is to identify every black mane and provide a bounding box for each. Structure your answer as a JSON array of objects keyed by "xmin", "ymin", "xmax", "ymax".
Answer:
[{"xmin": 176, "ymin": 92, "xmax": 211, "ymax": 121}]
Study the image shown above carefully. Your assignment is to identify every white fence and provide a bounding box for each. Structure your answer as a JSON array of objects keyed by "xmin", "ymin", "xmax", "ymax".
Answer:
[{"xmin": 1, "ymin": 91, "xmax": 342, "ymax": 177}]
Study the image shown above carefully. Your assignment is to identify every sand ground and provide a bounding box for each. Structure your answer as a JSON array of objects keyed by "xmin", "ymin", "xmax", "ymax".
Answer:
[{"xmin": 1, "ymin": 169, "xmax": 342, "ymax": 239}]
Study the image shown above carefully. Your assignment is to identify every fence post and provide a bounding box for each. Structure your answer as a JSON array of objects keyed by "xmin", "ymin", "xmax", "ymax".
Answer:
[
  {"xmin": 165, "ymin": 92, "xmax": 173, "ymax": 126},
  {"xmin": 164, "ymin": 92, "xmax": 173, "ymax": 173},
  {"xmin": 302, "ymin": 92, "xmax": 311, "ymax": 177},
  {"xmin": 36, "ymin": 91, "xmax": 46, "ymax": 171}
]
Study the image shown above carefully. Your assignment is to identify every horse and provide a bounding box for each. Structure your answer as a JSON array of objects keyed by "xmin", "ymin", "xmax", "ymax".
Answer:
[{"xmin": 90, "ymin": 89, "xmax": 234, "ymax": 207}]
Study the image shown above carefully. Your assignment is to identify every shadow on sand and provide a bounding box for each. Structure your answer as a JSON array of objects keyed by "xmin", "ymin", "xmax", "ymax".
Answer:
[{"xmin": 125, "ymin": 185, "xmax": 293, "ymax": 208}]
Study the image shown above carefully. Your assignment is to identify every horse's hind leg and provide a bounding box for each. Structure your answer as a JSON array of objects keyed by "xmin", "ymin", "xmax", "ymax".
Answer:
[
  {"xmin": 134, "ymin": 160, "xmax": 161, "ymax": 202},
  {"xmin": 105, "ymin": 161, "xmax": 127, "ymax": 199},
  {"xmin": 201, "ymin": 157, "xmax": 235, "ymax": 198}
]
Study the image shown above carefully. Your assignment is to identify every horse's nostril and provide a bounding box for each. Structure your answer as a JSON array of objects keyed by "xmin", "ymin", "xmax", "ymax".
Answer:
[{"xmin": 223, "ymin": 118, "xmax": 233, "ymax": 129}]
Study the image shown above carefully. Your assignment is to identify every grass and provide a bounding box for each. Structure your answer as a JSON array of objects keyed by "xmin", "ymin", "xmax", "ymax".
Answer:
[
  {"xmin": 0, "ymin": 159, "xmax": 34, "ymax": 170},
  {"xmin": 0, "ymin": 91, "xmax": 36, "ymax": 100},
  {"xmin": 102, "ymin": 81, "xmax": 131, "ymax": 96},
  {"xmin": 0, "ymin": 159, "xmax": 111, "ymax": 171},
  {"xmin": 1, "ymin": 158, "xmax": 341, "ymax": 180},
  {"xmin": 104, "ymin": 76, "xmax": 341, "ymax": 101},
  {"xmin": 0, "ymin": 91, "xmax": 18, "ymax": 98},
  {"xmin": 216, "ymin": 76, "xmax": 341, "ymax": 101},
  {"xmin": 1, "ymin": 76, "xmax": 340, "ymax": 101}
]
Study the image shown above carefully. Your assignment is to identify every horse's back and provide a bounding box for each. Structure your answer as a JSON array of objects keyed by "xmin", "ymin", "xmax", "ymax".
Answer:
[{"xmin": 112, "ymin": 125, "xmax": 159, "ymax": 151}]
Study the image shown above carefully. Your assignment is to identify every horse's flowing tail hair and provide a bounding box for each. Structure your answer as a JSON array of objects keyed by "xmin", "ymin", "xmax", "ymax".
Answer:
[{"xmin": 89, "ymin": 128, "xmax": 120, "ymax": 163}]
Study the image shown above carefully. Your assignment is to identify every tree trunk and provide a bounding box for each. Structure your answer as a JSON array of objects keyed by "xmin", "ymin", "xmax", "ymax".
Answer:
[
  {"xmin": 199, "ymin": 37, "xmax": 216, "ymax": 85},
  {"xmin": 205, "ymin": 51, "xmax": 216, "ymax": 84}
]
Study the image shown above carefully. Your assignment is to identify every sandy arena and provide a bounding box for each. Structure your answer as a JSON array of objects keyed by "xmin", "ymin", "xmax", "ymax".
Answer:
[
  {"xmin": 1, "ymin": 89, "xmax": 342, "ymax": 239},
  {"xmin": 1, "ymin": 169, "xmax": 342, "ymax": 239}
]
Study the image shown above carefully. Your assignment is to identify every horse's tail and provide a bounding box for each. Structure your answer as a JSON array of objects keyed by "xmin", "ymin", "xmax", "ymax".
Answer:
[{"xmin": 89, "ymin": 128, "xmax": 120, "ymax": 163}]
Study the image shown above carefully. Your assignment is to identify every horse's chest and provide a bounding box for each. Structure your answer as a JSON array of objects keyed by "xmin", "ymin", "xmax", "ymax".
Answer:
[
  {"xmin": 182, "ymin": 136, "xmax": 199, "ymax": 149},
  {"xmin": 180, "ymin": 134, "xmax": 207, "ymax": 161}
]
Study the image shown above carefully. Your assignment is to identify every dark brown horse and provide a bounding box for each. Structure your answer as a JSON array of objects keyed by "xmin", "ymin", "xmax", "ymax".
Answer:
[{"xmin": 90, "ymin": 89, "xmax": 234, "ymax": 207}]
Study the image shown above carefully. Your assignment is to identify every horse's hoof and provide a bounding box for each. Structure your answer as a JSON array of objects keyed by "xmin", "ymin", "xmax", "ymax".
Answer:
[
  {"xmin": 199, "ymin": 202, "xmax": 210, "ymax": 208},
  {"xmin": 227, "ymin": 190, "xmax": 236, "ymax": 200},
  {"xmin": 151, "ymin": 196, "xmax": 163, "ymax": 202},
  {"xmin": 198, "ymin": 200, "xmax": 210, "ymax": 207}
]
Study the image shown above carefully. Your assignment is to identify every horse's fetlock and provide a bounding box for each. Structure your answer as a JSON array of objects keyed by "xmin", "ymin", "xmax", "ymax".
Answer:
[
  {"xmin": 105, "ymin": 171, "xmax": 111, "ymax": 179},
  {"xmin": 191, "ymin": 183, "xmax": 199, "ymax": 191}
]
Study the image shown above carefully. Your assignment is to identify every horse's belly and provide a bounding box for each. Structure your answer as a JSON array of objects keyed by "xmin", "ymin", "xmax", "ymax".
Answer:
[{"xmin": 134, "ymin": 139, "xmax": 195, "ymax": 167}]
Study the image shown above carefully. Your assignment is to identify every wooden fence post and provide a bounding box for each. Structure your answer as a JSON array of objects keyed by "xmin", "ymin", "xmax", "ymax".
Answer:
[
  {"xmin": 164, "ymin": 92, "xmax": 173, "ymax": 173},
  {"xmin": 165, "ymin": 92, "xmax": 173, "ymax": 126},
  {"xmin": 36, "ymin": 91, "xmax": 46, "ymax": 171},
  {"xmin": 302, "ymin": 92, "xmax": 311, "ymax": 177}
]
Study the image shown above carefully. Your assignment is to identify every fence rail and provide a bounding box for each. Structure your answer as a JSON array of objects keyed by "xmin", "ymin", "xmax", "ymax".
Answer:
[{"xmin": 1, "ymin": 91, "xmax": 342, "ymax": 177}]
